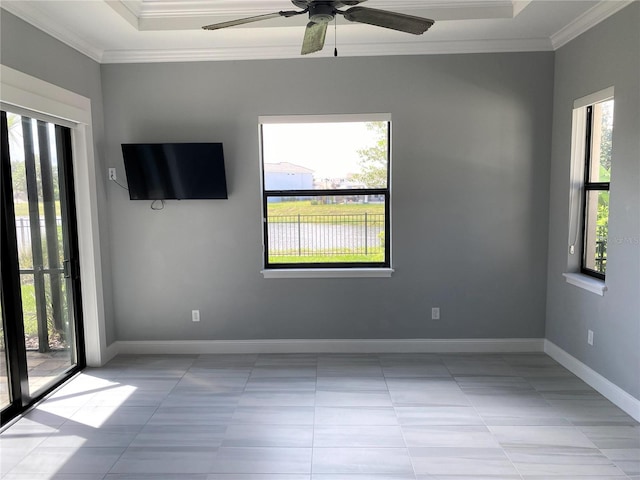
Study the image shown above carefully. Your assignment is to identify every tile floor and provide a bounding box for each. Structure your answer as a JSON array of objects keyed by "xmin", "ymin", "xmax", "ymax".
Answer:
[{"xmin": 0, "ymin": 352, "xmax": 638, "ymax": 479}]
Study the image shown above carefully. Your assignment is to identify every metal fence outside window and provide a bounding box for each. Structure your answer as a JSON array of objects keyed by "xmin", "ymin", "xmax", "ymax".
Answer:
[
  {"xmin": 15, "ymin": 217, "xmax": 63, "ymax": 254},
  {"xmin": 595, "ymin": 225, "xmax": 607, "ymax": 273},
  {"xmin": 268, "ymin": 213, "xmax": 385, "ymax": 256}
]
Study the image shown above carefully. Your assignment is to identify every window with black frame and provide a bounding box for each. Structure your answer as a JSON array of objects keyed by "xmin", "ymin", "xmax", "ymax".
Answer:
[
  {"xmin": 260, "ymin": 115, "xmax": 391, "ymax": 269},
  {"xmin": 581, "ymin": 99, "xmax": 613, "ymax": 279}
]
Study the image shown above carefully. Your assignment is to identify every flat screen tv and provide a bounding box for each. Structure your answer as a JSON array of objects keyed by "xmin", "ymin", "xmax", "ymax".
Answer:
[{"xmin": 121, "ymin": 143, "xmax": 228, "ymax": 200}]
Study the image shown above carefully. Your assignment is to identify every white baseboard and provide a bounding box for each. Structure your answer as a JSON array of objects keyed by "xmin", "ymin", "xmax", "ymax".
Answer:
[
  {"xmin": 86, "ymin": 340, "xmax": 119, "ymax": 368},
  {"xmin": 544, "ymin": 339, "xmax": 640, "ymax": 423},
  {"xmin": 104, "ymin": 341, "xmax": 120, "ymax": 364},
  {"xmin": 113, "ymin": 338, "xmax": 544, "ymax": 355}
]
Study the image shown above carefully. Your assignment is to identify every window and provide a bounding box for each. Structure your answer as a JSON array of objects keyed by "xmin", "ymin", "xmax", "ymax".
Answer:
[
  {"xmin": 569, "ymin": 88, "xmax": 614, "ymax": 284},
  {"xmin": 581, "ymin": 99, "xmax": 614, "ymax": 279},
  {"xmin": 259, "ymin": 114, "xmax": 391, "ymax": 272}
]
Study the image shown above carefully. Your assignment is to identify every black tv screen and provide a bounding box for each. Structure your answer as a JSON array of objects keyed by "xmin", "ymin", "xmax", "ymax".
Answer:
[{"xmin": 121, "ymin": 143, "xmax": 228, "ymax": 200}]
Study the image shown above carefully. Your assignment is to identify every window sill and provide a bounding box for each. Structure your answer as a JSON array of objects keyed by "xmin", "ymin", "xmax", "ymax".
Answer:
[
  {"xmin": 261, "ymin": 268, "xmax": 394, "ymax": 279},
  {"xmin": 563, "ymin": 273, "xmax": 607, "ymax": 296}
]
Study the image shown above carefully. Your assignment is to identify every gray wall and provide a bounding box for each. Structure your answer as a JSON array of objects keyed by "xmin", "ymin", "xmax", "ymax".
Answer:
[
  {"xmin": 102, "ymin": 52, "xmax": 553, "ymax": 342},
  {"xmin": 546, "ymin": 3, "xmax": 640, "ymax": 399},
  {"xmin": 3, "ymin": 3, "xmax": 636, "ymax": 401},
  {"xmin": 0, "ymin": 10, "xmax": 117, "ymax": 346}
]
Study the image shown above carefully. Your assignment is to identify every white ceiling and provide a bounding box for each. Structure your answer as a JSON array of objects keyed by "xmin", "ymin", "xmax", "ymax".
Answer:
[{"xmin": 1, "ymin": 0, "xmax": 633, "ymax": 63}]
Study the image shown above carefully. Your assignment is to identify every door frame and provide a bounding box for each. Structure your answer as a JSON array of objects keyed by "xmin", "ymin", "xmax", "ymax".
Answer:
[{"xmin": 1, "ymin": 65, "xmax": 111, "ymax": 368}]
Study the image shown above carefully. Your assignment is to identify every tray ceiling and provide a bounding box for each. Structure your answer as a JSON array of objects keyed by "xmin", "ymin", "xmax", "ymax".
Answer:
[{"xmin": 1, "ymin": 0, "xmax": 633, "ymax": 63}]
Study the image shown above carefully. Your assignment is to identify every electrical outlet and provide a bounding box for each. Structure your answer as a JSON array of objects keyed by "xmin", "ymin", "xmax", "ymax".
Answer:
[
  {"xmin": 192, "ymin": 310, "xmax": 200, "ymax": 322},
  {"xmin": 431, "ymin": 307, "xmax": 440, "ymax": 320},
  {"xmin": 108, "ymin": 168, "xmax": 117, "ymax": 181},
  {"xmin": 587, "ymin": 329, "xmax": 594, "ymax": 346}
]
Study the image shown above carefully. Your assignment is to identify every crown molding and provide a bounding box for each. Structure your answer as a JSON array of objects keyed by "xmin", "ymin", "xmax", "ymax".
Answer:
[
  {"xmin": 100, "ymin": 37, "xmax": 552, "ymax": 63},
  {"xmin": 1, "ymin": 2, "xmax": 104, "ymax": 63},
  {"xmin": 550, "ymin": 0, "xmax": 634, "ymax": 50},
  {"xmin": 105, "ymin": 0, "xmax": 139, "ymax": 29},
  {"xmin": 119, "ymin": 1, "xmax": 516, "ymax": 18},
  {"xmin": 108, "ymin": 0, "xmax": 518, "ymax": 31},
  {"xmin": 512, "ymin": 0, "xmax": 532, "ymax": 17}
]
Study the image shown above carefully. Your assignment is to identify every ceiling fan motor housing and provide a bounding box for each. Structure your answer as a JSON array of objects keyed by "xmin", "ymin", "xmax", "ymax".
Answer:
[{"xmin": 308, "ymin": 3, "xmax": 335, "ymax": 23}]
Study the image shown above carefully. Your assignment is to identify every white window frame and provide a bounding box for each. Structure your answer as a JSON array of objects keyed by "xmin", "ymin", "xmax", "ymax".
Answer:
[
  {"xmin": 258, "ymin": 113, "xmax": 394, "ymax": 279},
  {"xmin": 564, "ymin": 87, "xmax": 614, "ymax": 296}
]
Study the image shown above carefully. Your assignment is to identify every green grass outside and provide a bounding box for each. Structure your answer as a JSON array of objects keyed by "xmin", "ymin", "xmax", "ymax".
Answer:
[
  {"xmin": 20, "ymin": 283, "xmax": 38, "ymax": 336},
  {"xmin": 13, "ymin": 201, "xmax": 61, "ymax": 218},
  {"xmin": 267, "ymin": 200, "xmax": 384, "ymax": 219},
  {"xmin": 0, "ymin": 269, "xmax": 45, "ymax": 341},
  {"xmin": 269, "ymin": 248, "xmax": 384, "ymax": 264}
]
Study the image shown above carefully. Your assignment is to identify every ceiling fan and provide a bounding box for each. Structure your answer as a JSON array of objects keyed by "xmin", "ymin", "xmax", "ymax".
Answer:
[{"xmin": 202, "ymin": 0, "xmax": 435, "ymax": 55}]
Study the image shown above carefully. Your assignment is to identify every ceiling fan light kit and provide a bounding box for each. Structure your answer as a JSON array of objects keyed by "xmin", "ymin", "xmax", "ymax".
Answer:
[{"xmin": 202, "ymin": 0, "xmax": 435, "ymax": 56}]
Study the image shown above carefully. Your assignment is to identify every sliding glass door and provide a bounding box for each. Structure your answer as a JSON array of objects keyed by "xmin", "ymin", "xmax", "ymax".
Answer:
[
  {"xmin": 0, "ymin": 298, "xmax": 9, "ymax": 411},
  {"xmin": 1, "ymin": 110, "xmax": 84, "ymax": 426}
]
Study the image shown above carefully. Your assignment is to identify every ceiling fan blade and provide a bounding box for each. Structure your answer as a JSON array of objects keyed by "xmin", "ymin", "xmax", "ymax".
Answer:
[
  {"xmin": 203, "ymin": 10, "xmax": 303, "ymax": 30},
  {"xmin": 301, "ymin": 21, "xmax": 328, "ymax": 55},
  {"xmin": 342, "ymin": 7, "xmax": 434, "ymax": 35}
]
